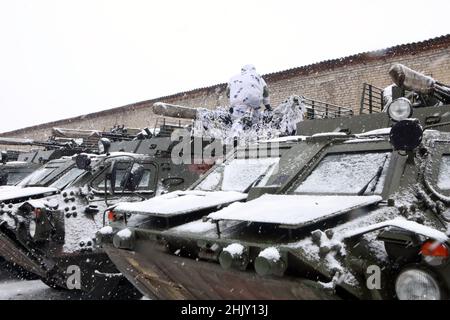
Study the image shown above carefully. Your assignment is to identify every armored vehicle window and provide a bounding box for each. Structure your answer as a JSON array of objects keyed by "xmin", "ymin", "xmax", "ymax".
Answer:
[
  {"xmin": 5, "ymin": 170, "xmax": 33, "ymax": 185},
  {"xmin": 49, "ymin": 167, "xmax": 86, "ymax": 190},
  {"xmin": 95, "ymin": 168, "xmax": 127, "ymax": 189},
  {"xmin": 195, "ymin": 157, "xmax": 280, "ymax": 192},
  {"xmin": 437, "ymin": 155, "xmax": 450, "ymax": 190},
  {"xmin": 18, "ymin": 167, "xmax": 55, "ymax": 187},
  {"xmin": 92, "ymin": 161, "xmax": 156, "ymax": 192},
  {"xmin": 294, "ymin": 152, "xmax": 391, "ymax": 195},
  {"xmin": 138, "ymin": 169, "xmax": 151, "ymax": 188}
]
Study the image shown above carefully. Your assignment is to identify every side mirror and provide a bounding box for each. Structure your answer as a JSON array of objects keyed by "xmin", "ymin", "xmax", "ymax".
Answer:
[
  {"xmin": 98, "ymin": 138, "xmax": 111, "ymax": 155},
  {"xmin": 120, "ymin": 163, "xmax": 145, "ymax": 192},
  {"xmin": 1, "ymin": 151, "xmax": 8, "ymax": 165},
  {"xmin": 75, "ymin": 154, "xmax": 91, "ymax": 170},
  {"xmin": 106, "ymin": 161, "xmax": 117, "ymax": 195}
]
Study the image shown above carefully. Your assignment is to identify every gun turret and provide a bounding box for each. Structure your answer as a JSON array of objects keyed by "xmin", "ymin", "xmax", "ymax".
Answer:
[
  {"xmin": 153, "ymin": 102, "xmax": 198, "ymax": 120},
  {"xmin": 0, "ymin": 137, "xmax": 78, "ymax": 150},
  {"xmin": 389, "ymin": 63, "xmax": 450, "ymax": 104}
]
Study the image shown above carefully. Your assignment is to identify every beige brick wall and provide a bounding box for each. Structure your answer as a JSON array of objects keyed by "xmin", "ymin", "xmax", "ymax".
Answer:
[{"xmin": 2, "ymin": 45, "xmax": 449, "ymax": 149}]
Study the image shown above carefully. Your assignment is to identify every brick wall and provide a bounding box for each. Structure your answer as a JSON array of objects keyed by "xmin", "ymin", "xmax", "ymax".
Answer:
[{"xmin": 1, "ymin": 35, "xmax": 450, "ymax": 148}]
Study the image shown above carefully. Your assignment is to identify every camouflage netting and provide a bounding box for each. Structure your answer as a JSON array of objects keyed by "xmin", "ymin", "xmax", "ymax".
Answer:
[{"xmin": 192, "ymin": 95, "xmax": 307, "ymax": 145}]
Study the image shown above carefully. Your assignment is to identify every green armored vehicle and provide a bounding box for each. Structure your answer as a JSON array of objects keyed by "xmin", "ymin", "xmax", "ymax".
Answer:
[
  {"xmin": 99, "ymin": 64, "xmax": 450, "ymax": 300},
  {"xmin": 0, "ymin": 125, "xmax": 148, "ymax": 202},
  {"xmin": 0, "ymin": 122, "xmax": 222, "ymax": 298},
  {"xmin": 98, "ymin": 138, "xmax": 297, "ymax": 295},
  {"xmin": 0, "ymin": 151, "xmax": 40, "ymax": 187},
  {"xmin": 0, "ymin": 126, "xmax": 134, "ymax": 187},
  {"xmin": 0, "ymin": 143, "xmax": 81, "ymax": 187}
]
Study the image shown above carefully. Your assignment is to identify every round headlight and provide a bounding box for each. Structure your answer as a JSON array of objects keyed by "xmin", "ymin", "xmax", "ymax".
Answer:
[
  {"xmin": 98, "ymin": 140, "xmax": 105, "ymax": 154},
  {"xmin": 395, "ymin": 268, "xmax": 441, "ymax": 300},
  {"xmin": 389, "ymin": 119, "xmax": 423, "ymax": 151},
  {"xmin": 98, "ymin": 138, "xmax": 111, "ymax": 155},
  {"xmin": 388, "ymin": 98, "xmax": 413, "ymax": 121},
  {"xmin": 29, "ymin": 219, "xmax": 36, "ymax": 238}
]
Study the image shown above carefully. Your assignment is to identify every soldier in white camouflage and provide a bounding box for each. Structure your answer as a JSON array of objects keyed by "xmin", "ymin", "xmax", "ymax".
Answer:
[{"xmin": 226, "ymin": 65, "xmax": 271, "ymax": 130}]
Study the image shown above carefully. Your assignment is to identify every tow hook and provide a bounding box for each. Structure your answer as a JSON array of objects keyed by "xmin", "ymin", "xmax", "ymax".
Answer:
[{"xmin": 84, "ymin": 205, "xmax": 99, "ymax": 215}]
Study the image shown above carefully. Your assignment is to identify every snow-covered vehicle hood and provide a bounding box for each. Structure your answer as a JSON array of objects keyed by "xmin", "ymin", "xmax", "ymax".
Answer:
[
  {"xmin": 208, "ymin": 194, "xmax": 382, "ymax": 227},
  {"xmin": 0, "ymin": 186, "xmax": 21, "ymax": 192},
  {"xmin": 114, "ymin": 190, "xmax": 247, "ymax": 217},
  {"xmin": 0, "ymin": 187, "xmax": 59, "ymax": 203}
]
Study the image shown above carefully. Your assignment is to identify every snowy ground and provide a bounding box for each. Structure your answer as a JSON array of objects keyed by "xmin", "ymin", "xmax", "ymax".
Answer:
[
  {"xmin": 0, "ymin": 263, "xmax": 150, "ymax": 300},
  {"xmin": 0, "ymin": 263, "xmax": 84, "ymax": 300}
]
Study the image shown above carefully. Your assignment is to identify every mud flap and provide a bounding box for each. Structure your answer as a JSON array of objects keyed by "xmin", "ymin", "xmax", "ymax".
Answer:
[{"xmin": 0, "ymin": 226, "xmax": 47, "ymax": 278}]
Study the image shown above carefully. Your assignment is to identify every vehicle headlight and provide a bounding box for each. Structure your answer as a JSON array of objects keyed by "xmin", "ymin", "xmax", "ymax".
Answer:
[
  {"xmin": 98, "ymin": 140, "xmax": 105, "ymax": 154},
  {"xmin": 395, "ymin": 268, "xmax": 441, "ymax": 300},
  {"xmin": 388, "ymin": 98, "xmax": 413, "ymax": 121},
  {"xmin": 29, "ymin": 219, "xmax": 36, "ymax": 238}
]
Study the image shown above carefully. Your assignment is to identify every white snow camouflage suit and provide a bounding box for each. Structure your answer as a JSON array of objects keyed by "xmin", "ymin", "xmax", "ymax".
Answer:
[{"xmin": 226, "ymin": 65, "xmax": 270, "ymax": 123}]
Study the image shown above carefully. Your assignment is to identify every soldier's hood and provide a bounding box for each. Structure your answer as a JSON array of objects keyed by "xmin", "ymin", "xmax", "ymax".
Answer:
[{"xmin": 241, "ymin": 64, "xmax": 257, "ymax": 75}]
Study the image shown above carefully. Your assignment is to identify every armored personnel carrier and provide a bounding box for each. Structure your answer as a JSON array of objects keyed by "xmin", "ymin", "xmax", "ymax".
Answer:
[
  {"xmin": 0, "ymin": 125, "xmax": 153, "ymax": 198},
  {"xmin": 0, "ymin": 95, "xmax": 352, "ymax": 298},
  {"xmin": 0, "ymin": 122, "xmax": 223, "ymax": 298},
  {"xmin": 0, "ymin": 151, "xmax": 40, "ymax": 186},
  {"xmin": 99, "ymin": 65, "xmax": 450, "ymax": 300},
  {"xmin": 0, "ymin": 125, "xmax": 144, "ymax": 186}
]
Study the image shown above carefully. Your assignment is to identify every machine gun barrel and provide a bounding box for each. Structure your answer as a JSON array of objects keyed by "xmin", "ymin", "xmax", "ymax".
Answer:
[
  {"xmin": 389, "ymin": 63, "xmax": 435, "ymax": 94},
  {"xmin": 433, "ymin": 82, "xmax": 450, "ymax": 104},
  {"xmin": 153, "ymin": 102, "xmax": 198, "ymax": 120},
  {"xmin": 389, "ymin": 63, "xmax": 450, "ymax": 103},
  {"xmin": 100, "ymin": 132, "xmax": 136, "ymax": 141},
  {"xmin": 0, "ymin": 137, "xmax": 84, "ymax": 151},
  {"xmin": 0, "ymin": 137, "xmax": 40, "ymax": 146}
]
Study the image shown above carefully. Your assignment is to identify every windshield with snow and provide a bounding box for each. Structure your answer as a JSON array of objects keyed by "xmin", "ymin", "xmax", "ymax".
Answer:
[
  {"xmin": 294, "ymin": 152, "xmax": 391, "ymax": 195},
  {"xmin": 49, "ymin": 167, "xmax": 86, "ymax": 190},
  {"xmin": 437, "ymin": 155, "xmax": 450, "ymax": 190},
  {"xmin": 4, "ymin": 170, "xmax": 34, "ymax": 185},
  {"xmin": 194, "ymin": 157, "xmax": 280, "ymax": 192},
  {"xmin": 17, "ymin": 167, "xmax": 56, "ymax": 187}
]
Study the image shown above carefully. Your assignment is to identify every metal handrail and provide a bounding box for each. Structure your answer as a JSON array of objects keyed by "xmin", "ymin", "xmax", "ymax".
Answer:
[
  {"xmin": 360, "ymin": 83, "xmax": 383, "ymax": 114},
  {"xmin": 303, "ymin": 97, "xmax": 354, "ymax": 120}
]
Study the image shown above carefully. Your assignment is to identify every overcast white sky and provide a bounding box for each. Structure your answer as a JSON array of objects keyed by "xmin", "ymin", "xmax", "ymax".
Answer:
[{"xmin": 0, "ymin": 0, "xmax": 449, "ymax": 133}]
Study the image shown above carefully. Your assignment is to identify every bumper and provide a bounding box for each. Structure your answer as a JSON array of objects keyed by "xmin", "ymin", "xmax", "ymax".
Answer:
[
  {"xmin": 0, "ymin": 223, "xmax": 47, "ymax": 278},
  {"xmin": 103, "ymin": 242, "xmax": 338, "ymax": 300},
  {"xmin": 0, "ymin": 222, "xmax": 130, "ymax": 298}
]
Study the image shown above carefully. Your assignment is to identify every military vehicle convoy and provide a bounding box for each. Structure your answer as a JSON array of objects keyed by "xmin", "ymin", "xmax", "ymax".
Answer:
[
  {"xmin": 0, "ymin": 125, "xmax": 154, "ymax": 200},
  {"xmin": 0, "ymin": 121, "xmax": 222, "ymax": 298},
  {"xmin": 0, "ymin": 125, "xmax": 144, "ymax": 187},
  {"xmin": 0, "ymin": 88, "xmax": 353, "ymax": 298},
  {"xmin": 1, "ymin": 62, "xmax": 449, "ymax": 300},
  {"xmin": 0, "ymin": 152, "xmax": 40, "ymax": 187},
  {"xmin": 98, "ymin": 64, "xmax": 450, "ymax": 300}
]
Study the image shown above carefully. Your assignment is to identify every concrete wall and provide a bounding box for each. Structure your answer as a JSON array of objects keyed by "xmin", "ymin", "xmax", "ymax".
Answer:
[{"xmin": 2, "ymin": 35, "xmax": 450, "ymax": 148}]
